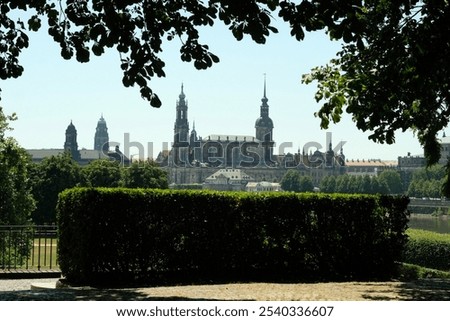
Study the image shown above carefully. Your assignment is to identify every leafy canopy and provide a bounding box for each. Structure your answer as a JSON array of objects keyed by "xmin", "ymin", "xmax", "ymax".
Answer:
[
  {"xmin": 301, "ymin": 1, "xmax": 450, "ymax": 168},
  {"xmin": 2, "ymin": 0, "xmax": 418, "ymax": 108},
  {"xmin": 1, "ymin": 1, "xmax": 450, "ymax": 179},
  {"xmin": 0, "ymin": 107, "xmax": 35, "ymax": 224},
  {"xmin": 280, "ymin": 169, "xmax": 313, "ymax": 192}
]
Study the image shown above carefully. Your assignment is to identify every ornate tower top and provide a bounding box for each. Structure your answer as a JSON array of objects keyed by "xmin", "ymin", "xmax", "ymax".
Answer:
[
  {"xmin": 255, "ymin": 74, "xmax": 274, "ymax": 141},
  {"xmin": 175, "ymin": 83, "xmax": 189, "ymax": 128},
  {"xmin": 64, "ymin": 121, "xmax": 80, "ymax": 160},
  {"xmin": 94, "ymin": 114, "xmax": 109, "ymax": 151},
  {"xmin": 179, "ymin": 83, "xmax": 186, "ymax": 100},
  {"xmin": 173, "ymin": 83, "xmax": 190, "ymax": 166},
  {"xmin": 260, "ymin": 73, "xmax": 269, "ymax": 116}
]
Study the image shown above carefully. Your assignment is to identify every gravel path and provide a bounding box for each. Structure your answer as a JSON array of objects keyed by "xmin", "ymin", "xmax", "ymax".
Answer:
[
  {"xmin": 0, "ymin": 278, "xmax": 60, "ymax": 292},
  {"xmin": 1, "ymin": 278, "xmax": 450, "ymax": 301}
]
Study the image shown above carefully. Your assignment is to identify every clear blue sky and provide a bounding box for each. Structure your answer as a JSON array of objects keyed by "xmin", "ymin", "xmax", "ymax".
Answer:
[{"xmin": 1, "ymin": 15, "xmax": 423, "ymax": 161}]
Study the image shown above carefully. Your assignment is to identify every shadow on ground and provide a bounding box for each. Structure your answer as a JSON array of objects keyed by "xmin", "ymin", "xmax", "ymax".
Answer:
[
  {"xmin": 397, "ymin": 279, "xmax": 450, "ymax": 300},
  {"xmin": 1, "ymin": 279, "xmax": 449, "ymax": 301},
  {"xmin": 0, "ymin": 288, "xmax": 218, "ymax": 301},
  {"xmin": 362, "ymin": 279, "xmax": 450, "ymax": 301}
]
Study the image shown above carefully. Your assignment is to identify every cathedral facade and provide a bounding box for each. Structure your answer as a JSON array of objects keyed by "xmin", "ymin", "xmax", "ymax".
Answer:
[
  {"xmin": 164, "ymin": 81, "xmax": 346, "ymax": 186},
  {"xmin": 28, "ymin": 115, "xmax": 128, "ymax": 166},
  {"xmin": 171, "ymin": 81, "xmax": 275, "ymax": 168}
]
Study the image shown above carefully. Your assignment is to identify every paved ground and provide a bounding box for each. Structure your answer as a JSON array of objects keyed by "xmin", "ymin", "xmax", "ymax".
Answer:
[
  {"xmin": 0, "ymin": 278, "xmax": 450, "ymax": 301},
  {"xmin": 0, "ymin": 278, "xmax": 61, "ymax": 291}
]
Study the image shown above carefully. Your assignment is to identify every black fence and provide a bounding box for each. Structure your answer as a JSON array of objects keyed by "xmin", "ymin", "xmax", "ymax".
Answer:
[{"xmin": 0, "ymin": 225, "xmax": 58, "ymax": 271}]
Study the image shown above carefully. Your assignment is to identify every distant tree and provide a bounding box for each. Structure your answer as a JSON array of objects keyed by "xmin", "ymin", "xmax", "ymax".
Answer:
[
  {"xmin": 407, "ymin": 180, "xmax": 420, "ymax": 198},
  {"xmin": 406, "ymin": 165, "xmax": 447, "ymax": 198},
  {"xmin": 122, "ymin": 161, "xmax": 168, "ymax": 189},
  {"xmin": 30, "ymin": 153, "xmax": 83, "ymax": 224},
  {"xmin": 353, "ymin": 176, "xmax": 364, "ymax": 194},
  {"xmin": 280, "ymin": 169, "xmax": 301, "ymax": 192},
  {"xmin": 378, "ymin": 170, "xmax": 404, "ymax": 194},
  {"xmin": 0, "ymin": 108, "xmax": 35, "ymax": 224},
  {"xmin": 408, "ymin": 177, "xmax": 444, "ymax": 199},
  {"xmin": 335, "ymin": 175, "xmax": 350, "ymax": 193},
  {"xmin": 328, "ymin": 174, "xmax": 393, "ymax": 195},
  {"xmin": 412, "ymin": 165, "xmax": 445, "ymax": 181},
  {"xmin": 371, "ymin": 177, "xmax": 389, "ymax": 194},
  {"xmin": 425, "ymin": 180, "xmax": 442, "ymax": 199},
  {"xmin": 299, "ymin": 176, "xmax": 314, "ymax": 192},
  {"xmin": 320, "ymin": 175, "xmax": 336, "ymax": 193},
  {"xmin": 82, "ymin": 159, "xmax": 122, "ymax": 187},
  {"xmin": 346, "ymin": 175, "xmax": 360, "ymax": 194},
  {"xmin": 360, "ymin": 175, "xmax": 372, "ymax": 194}
]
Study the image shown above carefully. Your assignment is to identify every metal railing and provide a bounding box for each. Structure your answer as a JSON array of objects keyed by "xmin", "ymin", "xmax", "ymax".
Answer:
[{"xmin": 0, "ymin": 225, "xmax": 58, "ymax": 271}]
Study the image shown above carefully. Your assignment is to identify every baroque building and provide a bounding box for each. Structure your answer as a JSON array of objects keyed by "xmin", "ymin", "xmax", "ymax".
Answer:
[
  {"xmin": 28, "ymin": 116, "xmax": 128, "ymax": 166},
  {"xmin": 171, "ymin": 79, "xmax": 277, "ymax": 168},
  {"xmin": 164, "ymin": 80, "xmax": 347, "ymax": 186},
  {"xmin": 94, "ymin": 114, "xmax": 109, "ymax": 151},
  {"xmin": 63, "ymin": 121, "xmax": 81, "ymax": 161}
]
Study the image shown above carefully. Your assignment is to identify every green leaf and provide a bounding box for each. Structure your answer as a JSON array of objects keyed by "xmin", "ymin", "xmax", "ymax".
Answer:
[
  {"xmin": 92, "ymin": 42, "xmax": 104, "ymax": 56},
  {"xmin": 150, "ymin": 93, "xmax": 162, "ymax": 108},
  {"xmin": 76, "ymin": 46, "xmax": 90, "ymax": 63},
  {"xmin": 61, "ymin": 45, "xmax": 73, "ymax": 60},
  {"xmin": 27, "ymin": 16, "xmax": 41, "ymax": 32},
  {"xmin": 210, "ymin": 53, "xmax": 220, "ymax": 63}
]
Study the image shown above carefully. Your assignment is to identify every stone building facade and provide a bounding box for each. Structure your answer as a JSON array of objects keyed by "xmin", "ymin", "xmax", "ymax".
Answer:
[
  {"xmin": 28, "ymin": 116, "xmax": 129, "ymax": 166},
  {"xmin": 163, "ymin": 81, "xmax": 346, "ymax": 186}
]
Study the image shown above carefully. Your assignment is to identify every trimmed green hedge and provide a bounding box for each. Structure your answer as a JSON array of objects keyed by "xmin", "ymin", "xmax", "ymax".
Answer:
[
  {"xmin": 403, "ymin": 229, "xmax": 450, "ymax": 271},
  {"xmin": 56, "ymin": 188, "xmax": 409, "ymax": 285}
]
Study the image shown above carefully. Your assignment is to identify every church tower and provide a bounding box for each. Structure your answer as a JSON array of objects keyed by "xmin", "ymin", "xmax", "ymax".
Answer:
[
  {"xmin": 173, "ymin": 84, "xmax": 190, "ymax": 165},
  {"xmin": 255, "ymin": 75, "xmax": 274, "ymax": 164},
  {"xmin": 325, "ymin": 141, "xmax": 335, "ymax": 167},
  {"xmin": 94, "ymin": 114, "xmax": 109, "ymax": 152},
  {"xmin": 64, "ymin": 121, "xmax": 80, "ymax": 160}
]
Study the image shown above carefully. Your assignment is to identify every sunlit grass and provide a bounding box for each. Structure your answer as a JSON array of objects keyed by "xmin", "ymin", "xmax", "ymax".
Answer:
[{"xmin": 21, "ymin": 237, "xmax": 58, "ymax": 270}]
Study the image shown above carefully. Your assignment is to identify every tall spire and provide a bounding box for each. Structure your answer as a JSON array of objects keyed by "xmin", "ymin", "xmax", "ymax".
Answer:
[
  {"xmin": 261, "ymin": 73, "xmax": 268, "ymax": 109},
  {"xmin": 255, "ymin": 73, "xmax": 274, "ymax": 148},
  {"xmin": 179, "ymin": 83, "xmax": 185, "ymax": 100},
  {"xmin": 263, "ymin": 73, "xmax": 267, "ymax": 98},
  {"xmin": 174, "ymin": 83, "xmax": 190, "ymax": 165}
]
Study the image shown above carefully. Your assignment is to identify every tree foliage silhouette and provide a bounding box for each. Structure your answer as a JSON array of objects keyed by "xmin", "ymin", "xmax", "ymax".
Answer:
[{"xmin": 1, "ymin": 1, "xmax": 450, "ymax": 189}]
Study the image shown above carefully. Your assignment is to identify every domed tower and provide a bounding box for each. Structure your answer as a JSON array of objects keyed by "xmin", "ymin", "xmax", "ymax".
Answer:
[
  {"xmin": 64, "ymin": 121, "xmax": 80, "ymax": 160},
  {"xmin": 173, "ymin": 84, "xmax": 190, "ymax": 166},
  {"xmin": 255, "ymin": 76, "xmax": 274, "ymax": 141},
  {"xmin": 255, "ymin": 75, "xmax": 274, "ymax": 164},
  {"xmin": 94, "ymin": 114, "xmax": 109, "ymax": 152},
  {"xmin": 325, "ymin": 141, "xmax": 335, "ymax": 167}
]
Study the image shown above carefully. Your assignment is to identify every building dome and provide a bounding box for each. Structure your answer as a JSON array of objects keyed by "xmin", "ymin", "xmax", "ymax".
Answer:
[
  {"xmin": 97, "ymin": 115, "xmax": 106, "ymax": 125},
  {"xmin": 255, "ymin": 116, "xmax": 273, "ymax": 128},
  {"xmin": 94, "ymin": 114, "xmax": 109, "ymax": 151},
  {"xmin": 66, "ymin": 121, "xmax": 76, "ymax": 132}
]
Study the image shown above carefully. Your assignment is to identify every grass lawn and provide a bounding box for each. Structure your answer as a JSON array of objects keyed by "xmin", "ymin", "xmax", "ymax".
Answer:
[{"xmin": 20, "ymin": 237, "xmax": 59, "ymax": 270}]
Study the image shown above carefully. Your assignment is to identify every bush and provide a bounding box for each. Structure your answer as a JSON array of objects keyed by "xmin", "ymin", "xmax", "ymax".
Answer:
[
  {"xmin": 396, "ymin": 263, "xmax": 450, "ymax": 281},
  {"xmin": 403, "ymin": 229, "xmax": 450, "ymax": 271},
  {"xmin": 57, "ymin": 188, "xmax": 409, "ymax": 285}
]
